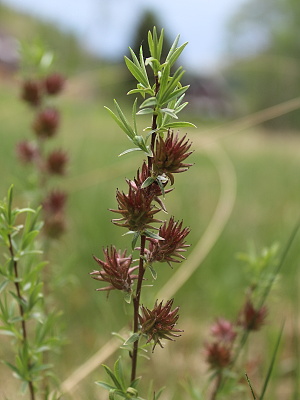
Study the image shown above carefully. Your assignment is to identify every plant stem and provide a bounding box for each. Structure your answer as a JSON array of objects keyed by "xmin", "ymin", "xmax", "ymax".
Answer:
[
  {"xmin": 148, "ymin": 75, "xmax": 160, "ymax": 170},
  {"xmin": 131, "ymin": 73, "xmax": 159, "ymax": 382},
  {"xmin": 131, "ymin": 234, "xmax": 146, "ymax": 383},
  {"xmin": 210, "ymin": 371, "xmax": 222, "ymax": 400},
  {"xmin": 8, "ymin": 235, "xmax": 36, "ymax": 400}
]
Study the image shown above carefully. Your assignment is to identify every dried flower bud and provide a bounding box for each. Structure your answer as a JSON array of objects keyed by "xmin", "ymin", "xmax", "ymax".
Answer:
[
  {"xmin": 33, "ymin": 107, "xmax": 60, "ymax": 138},
  {"xmin": 205, "ymin": 342, "xmax": 232, "ymax": 370},
  {"xmin": 238, "ymin": 300, "xmax": 267, "ymax": 331},
  {"xmin": 42, "ymin": 190, "xmax": 67, "ymax": 214},
  {"xmin": 47, "ymin": 149, "xmax": 68, "ymax": 175},
  {"xmin": 16, "ymin": 140, "xmax": 39, "ymax": 164},
  {"xmin": 90, "ymin": 246, "xmax": 138, "ymax": 292},
  {"xmin": 44, "ymin": 73, "xmax": 65, "ymax": 95},
  {"xmin": 146, "ymin": 217, "xmax": 190, "ymax": 266},
  {"xmin": 211, "ymin": 318, "xmax": 237, "ymax": 343},
  {"xmin": 21, "ymin": 79, "xmax": 41, "ymax": 107},
  {"xmin": 110, "ymin": 186, "xmax": 161, "ymax": 232},
  {"xmin": 139, "ymin": 299, "xmax": 183, "ymax": 351},
  {"xmin": 152, "ymin": 131, "xmax": 193, "ymax": 185}
]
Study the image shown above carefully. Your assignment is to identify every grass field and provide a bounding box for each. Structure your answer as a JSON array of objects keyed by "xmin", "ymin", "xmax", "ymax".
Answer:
[{"xmin": 1, "ymin": 76, "xmax": 300, "ymax": 399}]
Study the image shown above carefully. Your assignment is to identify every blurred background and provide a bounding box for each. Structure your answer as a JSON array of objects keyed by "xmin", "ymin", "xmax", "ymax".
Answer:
[{"xmin": 1, "ymin": 0, "xmax": 300, "ymax": 399}]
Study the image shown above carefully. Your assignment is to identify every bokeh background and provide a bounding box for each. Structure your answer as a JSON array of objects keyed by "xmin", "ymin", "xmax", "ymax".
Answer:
[{"xmin": 1, "ymin": 0, "xmax": 300, "ymax": 399}]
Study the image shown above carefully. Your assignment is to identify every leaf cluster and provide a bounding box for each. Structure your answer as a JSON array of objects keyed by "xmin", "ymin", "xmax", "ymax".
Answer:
[
  {"xmin": 97, "ymin": 358, "xmax": 164, "ymax": 400},
  {"xmin": 0, "ymin": 186, "xmax": 62, "ymax": 396},
  {"xmin": 105, "ymin": 27, "xmax": 195, "ymax": 157}
]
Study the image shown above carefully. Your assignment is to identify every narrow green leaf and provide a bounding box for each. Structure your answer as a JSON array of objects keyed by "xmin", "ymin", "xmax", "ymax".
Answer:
[
  {"xmin": 157, "ymin": 28, "xmax": 164, "ymax": 61},
  {"xmin": 260, "ymin": 324, "xmax": 284, "ymax": 399},
  {"xmin": 167, "ymin": 42, "xmax": 188, "ymax": 67},
  {"xmin": 21, "ymin": 230, "xmax": 39, "ymax": 250},
  {"xmin": 132, "ymin": 98, "xmax": 138, "ymax": 135},
  {"xmin": 125, "ymin": 56, "xmax": 148, "ymax": 88},
  {"xmin": 139, "ymin": 46, "xmax": 149, "ymax": 84},
  {"xmin": 165, "ymin": 34, "xmax": 180, "ymax": 64},
  {"xmin": 148, "ymin": 30, "xmax": 154, "ymax": 58},
  {"xmin": 141, "ymin": 177, "xmax": 155, "ymax": 189},
  {"xmin": 132, "ymin": 231, "xmax": 141, "ymax": 250},
  {"xmin": 102, "ymin": 364, "xmax": 123, "ymax": 390},
  {"xmin": 158, "ymin": 63, "xmax": 170, "ymax": 96},
  {"xmin": 119, "ymin": 148, "xmax": 142, "ymax": 157},
  {"xmin": 95, "ymin": 381, "xmax": 116, "ymax": 391},
  {"xmin": 0, "ymin": 279, "xmax": 9, "ymax": 294},
  {"xmin": 114, "ymin": 358, "xmax": 125, "ymax": 390},
  {"xmin": 160, "ymin": 84, "xmax": 189, "ymax": 106},
  {"xmin": 104, "ymin": 106, "xmax": 131, "ymax": 137},
  {"xmin": 140, "ymin": 97, "xmax": 157, "ymax": 108},
  {"xmin": 163, "ymin": 121, "xmax": 196, "ymax": 129},
  {"xmin": 161, "ymin": 108, "xmax": 178, "ymax": 119},
  {"xmin": 7, "ymin": 185, "xmax": 14, "ymax": 225},
  {"xmin": 136, "ymin": 108, "xmax": 154, "ymax": 115},
  {"xmin": 143, "ymin": 230, "xmax": 164, "ymax": 241},
  {"xmin": 124, "ymin": 292, "xmax": 132, "ymax": 304},
  {"xmin": 153, "ymin": 386, "xmax": 166, "ymax": 400},
  {"xmin": 148, "ymin": 265, "xmax": 157, "ymax": 280},
  {"xmin": 124, "ymin": 333, "xmax": 140, "ymax": 345},
  {"xmin": 114, "ymin": 100, "xmax": 136, "ymax": 138},
  {"xmin": 132, "ymin": 136, "xmax": 148, "ymax": 153}
]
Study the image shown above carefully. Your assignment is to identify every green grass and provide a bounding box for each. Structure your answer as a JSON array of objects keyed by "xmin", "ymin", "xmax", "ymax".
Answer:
[{"xmin": 1, "ymin": 78, "xmax": 300, "ymax": 399}]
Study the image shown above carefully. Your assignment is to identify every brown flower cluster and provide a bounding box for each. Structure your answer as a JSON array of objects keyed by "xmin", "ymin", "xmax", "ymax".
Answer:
[
  {"xmin": 205, "ymin": 318, "xmax": 236, "ymax": 370},
  {"xmin": 17, "ymin": 71, "xmax": 68, "ymax": 238},
  {"xmin": 152, "ymin": 131, "xmax": 193, "ymax": 185},
  {"xmin": 91, "ymin": 128, "xmax": 193, "ymax": 356},
  {"xmin": 91, "ymin": 246, "xmax": 138, "ymax": 293},
  {"xmin": 238, "ymin": 300, "xmax": 267, "ymax": 331},
  {"xmin": 42, "ymin": 190, "xmax": 67, "ymax": 238},
  {"xmin": 146, "ymin": 217, "xmax": 190, "ymax": 266},
  {"xmin": 139, "ymin": 299, "xmax": 183, "ymax": 351},
  {"xmin": 111, "ymin": 185, "xmax": 161, "ymax": 232},
  {"xmin": 205, "ymin": 299, "xmax": 267, "ymax": 372}
]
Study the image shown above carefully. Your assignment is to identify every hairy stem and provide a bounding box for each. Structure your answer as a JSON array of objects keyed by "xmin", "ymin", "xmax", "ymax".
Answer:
[
  {"xmin": 131, "ymin": 234, "xmax": 146, "ymax": 383},
  {"xmin": 8, "ymin": 235, "xmax": 35, "ymax": 400}
]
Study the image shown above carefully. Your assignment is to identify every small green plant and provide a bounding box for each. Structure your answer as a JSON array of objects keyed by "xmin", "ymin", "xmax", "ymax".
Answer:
[
  {"xmin": 90, "ymin": 27, "xmax": 195, "ymax": 398},
  {"xmin": 0, "ymin": 186, "xmax": 61, "ymax": 399}
]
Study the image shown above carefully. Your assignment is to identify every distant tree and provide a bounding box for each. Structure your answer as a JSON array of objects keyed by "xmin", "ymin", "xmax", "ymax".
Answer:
[
  {"xmin": 130, "ymin": 10, "xmax": 172, "ymax": 61},
  {"xmin": 225, "ymin": 0, "xmax": 300, "ymax": 129}
]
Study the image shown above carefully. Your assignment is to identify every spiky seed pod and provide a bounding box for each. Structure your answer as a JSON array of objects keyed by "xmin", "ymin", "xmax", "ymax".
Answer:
[
  {"xmin": 15, "ymin": 140, "xmax": 39, "ymax": 164},
  {"xmin": 44, "ymin": 73, "xmax": 65, "ymax": 95},
  {"xmin": 205, "ymin": 342, "xmax": 232, "ymax": 370},
  {"xmin": 110, "ymin": 185, "xmax": 161, "ymax": 232},
  {"xmin": 90, "ymin": 246, "xmax": 138, "ymax": 292},
  {"xmin": 152, "ymin": 130, "xmax": 193, "ymax": 185},
  {"xmin": 33, "ymin": 107, "xmax": 60, "ymax": 138},
  {"xmin": 146, "ymin": 217, "xmax": 190, "ymax": 266},
  {"xmin": 21, "ymin": 79, "xmax": 42, "ymax": 107},
  {"xmin": 139, "ymin": 299, "xmax": 183, "ymax": 351},
  {"xmin": 210, "ymin": 318, "xmax": 237, "ymax": 344},
  {"xmin": 238, "ymin": 300, "xmax": 267, "ymax": 331},
  {"xmin": 47, "ymin": 149, "xmax": 68, "ymax": 175}
]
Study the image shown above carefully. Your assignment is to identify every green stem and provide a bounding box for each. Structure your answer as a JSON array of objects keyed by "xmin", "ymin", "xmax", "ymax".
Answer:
[
  {"xmin": 209, "ymin": 371, "xmax": 222, "ymax": 400},
  {"xmin": 8, "ymin": 235, "xmax": 36, "ymax": 400}
]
